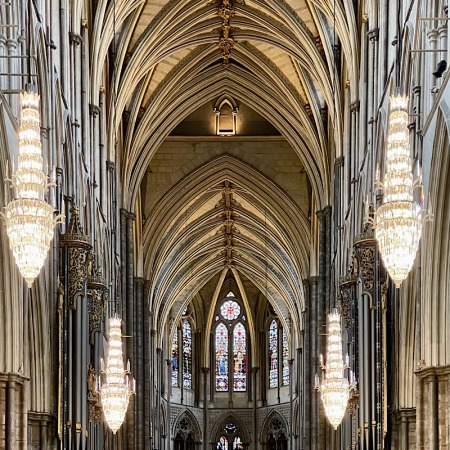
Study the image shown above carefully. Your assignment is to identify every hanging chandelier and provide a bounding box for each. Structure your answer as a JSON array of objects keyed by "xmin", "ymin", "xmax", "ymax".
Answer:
[
  {"xmin": 375, "ymin": 95, "xmax": 424, "ymax": 287},
  {"xmin": 99, "ymin": 317, "xmax": 135, "ymax": 434},
  {"xmin": 315, "ymin": 311, "xmax": 356, "ymax": 430},
  {"xmin": 2, "ymin": 91, "xmax": 62, "ymax": 287}
]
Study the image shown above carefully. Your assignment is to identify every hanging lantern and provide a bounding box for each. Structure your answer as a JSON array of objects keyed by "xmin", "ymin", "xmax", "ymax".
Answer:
[
  {"xmin": 316, "ymin": 311, "xmax": 356, "ymax": 430},
  {"xmin": 99, "ymin": 317, "xmax": 135, "ymax": 434},
  {"xmin": 2, "ymin": 91, "xmax": 62, "ymax": 287},
  {"xmin": 375, "ymin": 95, "xmax": 424, "ymax": 287}
]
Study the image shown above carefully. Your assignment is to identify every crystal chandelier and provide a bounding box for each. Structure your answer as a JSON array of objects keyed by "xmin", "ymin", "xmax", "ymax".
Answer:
[
  {"xmin": 2, "ymin": 92, "xmax": 62, "ymax": 287},
  {"xmin": 315, "ymin": 311, "xmax": 356, "ymax": 430},
  {"xmin": 99, "ymin": 317, "xmax": 135, "ymax": 434},
  {"xmin": 375, "ymin": 95, "xmax": 424, "ymax": 287}
]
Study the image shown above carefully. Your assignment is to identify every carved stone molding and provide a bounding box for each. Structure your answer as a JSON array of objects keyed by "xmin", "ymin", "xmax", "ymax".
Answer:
[{"xmin": 60, "ymin": 206, "xmax": 92, "ymax": 309}]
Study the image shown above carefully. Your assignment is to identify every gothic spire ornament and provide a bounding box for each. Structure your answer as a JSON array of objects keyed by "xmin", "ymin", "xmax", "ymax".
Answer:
[
  {"xmin": 315, "ymin": 310, "xmax": 356, "ymax": 429},
  {"xmin": 2, "ymin": 91, "xmax": 62, "ymax": 287},
  {"xmin": 99, "ymin": 317, "xmax": 135, "ymax": 434}
]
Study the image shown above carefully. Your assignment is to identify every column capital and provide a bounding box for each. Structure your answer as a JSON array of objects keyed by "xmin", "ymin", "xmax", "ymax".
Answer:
[
  {"xmin": 309, "ymin": 276, "xmax": 319, "ymax": 285},
  {"xmin": 69, "ymin": 32, "xmax": 83, "ymax": 45},
  {"xmin": 324, "ymin": 205, "xmax": 332, "ymax": 216},
  {"xmin": 316, "ymin": 210, "xmax": 325, "ymax": 221},
  {"xmin": 89, "ymin": 104, "xmax": 101, "ymax": 117},
  {"xmin": 367, "ymin": 28, "xmax": 379, "ymax": 41},
  {"xmin": 426, "ymin": 28, "xmax": 439, "ymax": 42},
  {"xmin": 134, "ymin": 277, "xmax": 145, "ymax": 286},
  {"xmin": 335, "ymin": 156, "xmax": 344, "ymax": 167},
  {"xmin": 350, "ymin": 101, "xmax": 360, "ymax": 112}
]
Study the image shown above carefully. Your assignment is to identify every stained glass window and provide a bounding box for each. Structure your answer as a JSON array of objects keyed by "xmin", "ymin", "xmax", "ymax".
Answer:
[
  {"xmin": 224, "ymin": 423, "xmax": 236, "ymax": 434},
  {"xmin": 183, "ymin": 307, "xmax": 188, "ymax": 316},
  {"xmin": 269, "ymin": 320, "xmax": 278, "ymax": 388},
  {"xmin": 171, "ymin": 329, "xmax": 179, "ymax": 387},
  {"xmin": 216, "ymin": 323, "xmax": 228, "ymax": 391},
  {"xmin": 221, "ymin": 300, "xmax": 240, "ymax": 320},
  {"xmin": 218, "ymin": 436, "xmax": 228, "ymax": 450},
  {"xmin": 227, "ymin": 291, "xmax": 235, "ymax": 297},
  {"xmin": 233, "ymin": 323, "xmax": 246, "ymax": 391},
  {"xmin": 233, "ymin": 437, "xmax": 243, "ymax": 450},
  {"xmin": 182, "ymin": 320, "xmax": 192, "ymax": 389},
  {"xmin": 282, "ymin": 328, "xmax": 289, "ymax": 386}
]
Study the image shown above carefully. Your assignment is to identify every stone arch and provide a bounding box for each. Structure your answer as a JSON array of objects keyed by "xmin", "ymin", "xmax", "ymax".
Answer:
[
  {"xmin": 260, "ymin": 410, "xmax": 289, "ymax": 444},
  {"xmin": 172, "ymin": 409, "xmax": 202, "ymax": 444},
  {"xmin": 210, "ymin": 412, "xmax": 251, "ymax": 446}
]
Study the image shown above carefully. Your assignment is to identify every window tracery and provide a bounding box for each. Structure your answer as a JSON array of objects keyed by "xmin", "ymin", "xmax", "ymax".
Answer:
[
  {"xmin": 183, "ymin": 320, "xmax": 192, "ymax": 389},
  {"xmin": 269, "ymin": 320, "xmax": 278, "ymax": 388},
  {"xmin": 215, "ymin": 296, "xmax": 248, "ymax": 392},
  {"xmin": 282, "ymin": 328, "xmax": 289, "ymax": 386},
  {"xmin": 216, "ymin": 323, "xmax": 229, "ymax": 391},
  {"xmin": 171, "ymin": 329, "xmax": 179, "ymax": 387},
  {"xmin": 214, "ymin": 97, "xmax": 238, "ymax": 136},
  {"xmin": 221, "ymin": 300, "xmax": 240, "ymax": 320},
  {"xmin": 233, "ymin": 323, "xmax": 246, "ymax": 391}
]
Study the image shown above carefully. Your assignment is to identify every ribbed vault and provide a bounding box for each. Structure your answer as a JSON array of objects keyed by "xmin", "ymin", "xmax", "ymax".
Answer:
[
  {"xmin": 94, "ymin": 0, "xmax": 360, "ymax": 212},
  {"xmin": 143, "ymin": 156, "xmax": 310, "ymax": 346}
]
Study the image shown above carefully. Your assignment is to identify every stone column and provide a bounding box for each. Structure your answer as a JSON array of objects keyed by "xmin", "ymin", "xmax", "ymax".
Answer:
[
  {"xmin": 135, "ymin": 277, "xmax": 145, "ymax": 450},
  {"xmin": 144, "ymin": 281, "xmax": 151, "ymax": 450},
  {"xmin": 316, "ymin": 209, "xmax": 327, "ymax": 450},
  {"xmin": 59, "ymin": 206, "xmax": 92, "ymax": 450},
  {"xmin": 302, "ymin": 279, "xmax": 311, "ymax": 450},
  {"xmin": 324, "ymin": 207, "xmax": 332, "ymax": 311},
  {"xmin": 126, "ymin": 212, "xmax": 136, "ymax": 450},
  {"xmin": 202, "ymin": 368, "xmax": 210, "ymax": 450},
  {"xmin": 309, "ymin": 276, "xmax": 319, "ymax": 450}
]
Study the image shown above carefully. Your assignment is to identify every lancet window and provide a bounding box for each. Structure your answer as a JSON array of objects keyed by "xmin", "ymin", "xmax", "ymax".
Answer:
[
  {"xmin": 171, "ymin": 318, "xmax": 193, "ymax": 389},
  {"xmin": 268, "ymin": 318, "xmax": 290, "ymax": 388},
  {"xmin": 215, "ymin": 292, "xmax": 248, "ymax": 392}
]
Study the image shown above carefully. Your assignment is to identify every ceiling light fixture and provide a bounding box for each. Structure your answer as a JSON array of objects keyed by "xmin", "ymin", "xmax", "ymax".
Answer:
[
  {"xmin": 315, "ymin": 311, "xmax": 356, "ymax": 429},
  {"xmin": 99, "ymin": 317, "xmax": 135, "ymax": 434},
  {"xmin": 2, "ymin": 91, "xmax": 62, "ymax": 287},
  {"xmin": 374, "ymin": 95, "xmax": 428, "ymax": 287}
]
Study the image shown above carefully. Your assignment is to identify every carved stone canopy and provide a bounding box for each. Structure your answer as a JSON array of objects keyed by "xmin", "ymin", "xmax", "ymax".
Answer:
[{"xmin": 60, "ymin": 205, "xmax": 92, "ymax": 249}]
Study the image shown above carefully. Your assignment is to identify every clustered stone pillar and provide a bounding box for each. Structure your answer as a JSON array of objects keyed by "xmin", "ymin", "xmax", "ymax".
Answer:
[
  {"xmin": 59, "ymin": 205, "xmax": 92, "ymax": 450},
  {"xmin": 0, "ymin": 373, "xmax": 28, "ymax": 450}
]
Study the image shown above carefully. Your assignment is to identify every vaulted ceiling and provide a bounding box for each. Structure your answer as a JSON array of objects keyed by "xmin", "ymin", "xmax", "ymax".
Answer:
[
  {"xmin": 93, "ymin": 0, "xmax": 360, "ymax": 211},
  {"xmin": 94, "ymin": 0, "xmax": 359, "ymax": 338}
]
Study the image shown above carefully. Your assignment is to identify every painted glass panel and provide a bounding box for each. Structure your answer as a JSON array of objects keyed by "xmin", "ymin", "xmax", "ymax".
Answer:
[
  {"xmin": 233, "ymin": 437, "xmax": 243, "ymax": 450},
  {"xmin": 217, "ymin": 436, "xmax": 228, "ymax": 450},
  {"xmin": 282, "ymin": 328, "xmax": 289, "ymax": 386},
  {"xmin": 221, "ymin": 300, "xmax": 241, "ymax": 320},
  {"xmin": 233, "ymin": 323, "xmax": 246, "ymax": 391},
  {"xmin": 216, "ymin": 323, "xmax": 229, "ymax": 391},
  {"xmin": 171, "ymin": 329, "xmax": 178, "ymax": 387},
  {"xmin": 269, "ymin": 320, "xmax": 278, "ymax": 388},
  {"xmin": 182, "ymin": 320, "xmax": 192, "ymax": 389}
]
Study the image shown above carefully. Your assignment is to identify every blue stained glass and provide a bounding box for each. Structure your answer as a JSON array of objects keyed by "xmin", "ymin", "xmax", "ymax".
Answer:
[
  {"xmin": 233, "ymin": 323, "xmax": 246, "ymax": 391},
  {"xmin": 216, "ymin": 323, "xmax": 228, "ymax": 391},
  {"xmin": 218, "ymin": 436, "xmax": 228, "ymax": 450},
  {"xmin": 282, "ymin": 328, "xmax": 289, "ymax": 386},
  {"xmin": 269, "ymin": 320, "xmax": 278, "ymax": 388},
  {"xmin": 171, "ymin": 330, "xmax": 178, "ymax": 387},
  {"xmin": 233, "ymin": 437, "xmax": 243, "ymax": 450},
  {"xmin": 183, "ymin": 320, "xmax": 192, "ymax": 389}
]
